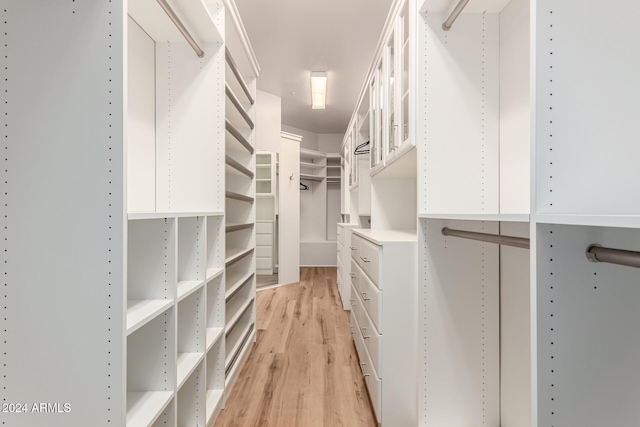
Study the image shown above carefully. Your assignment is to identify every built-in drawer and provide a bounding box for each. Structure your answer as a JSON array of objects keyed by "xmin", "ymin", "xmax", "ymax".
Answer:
[
  {"xmin": 256, "ymin": 235, "xmax": 272, "ymax": 246},
  {"xmin": 364, "ymin": 362, "xmax": 381, "ymax": 423},
  {"xmin": 350, "ymin": 296, "xmax": 381, "ymax": 422},
  {"xmin": 256, "ymin": 222, "xmax": 273, "ymax": 234},
  {"xmin": 358, "ymin": 269, "xmax": 382, "ymax": 334},
  {"xmin": 352, "ymin": 307, "xmax": 381, "ymax": 422},
  {"xmin": 359, "ymin": 238, "xmax": 381, "ymax": 289},
  {"xmin": 256, "ymin": 245, "xmax": 272, "ymax": 257},
  {"xmin": 351, "ymin": 287, "xmax": 382, "ymax": 374},
  {"xmin": 337, "ymin": 226, "xmax": 344, "ymax": 246}
]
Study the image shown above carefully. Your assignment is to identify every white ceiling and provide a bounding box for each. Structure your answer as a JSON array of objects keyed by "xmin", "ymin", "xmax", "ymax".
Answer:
[{"xmin": 235, "ymin": 0, "xmax": 394, "ymax": 134}]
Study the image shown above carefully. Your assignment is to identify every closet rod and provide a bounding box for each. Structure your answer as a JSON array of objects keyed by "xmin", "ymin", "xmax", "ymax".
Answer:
[
  {"xmin": 587, "ymin": 245, "xmax": 640, "ymax": 269},
  {"xmin": 442, "ymin": 0, "xmax": 470, "ymax": 31},
  {"xmin": 442, "ymin": 227, "xmax": 530, "ymax": 249},
  {"xmin": 226, "ymin": 48, "xmax": 256, "ymax": 105},
  {"xmin": 156, "ymin": 0, "xmax": 204, "ymax": 58}
]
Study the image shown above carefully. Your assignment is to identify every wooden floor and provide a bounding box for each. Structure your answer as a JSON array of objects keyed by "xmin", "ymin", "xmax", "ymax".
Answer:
[
  {"xmin": 256, "ymin": 274, "xmax": 279, "ymax": 288},
  {"xmin": 215, "ymin": 267, "xmax": 377, "ymax": 427}
]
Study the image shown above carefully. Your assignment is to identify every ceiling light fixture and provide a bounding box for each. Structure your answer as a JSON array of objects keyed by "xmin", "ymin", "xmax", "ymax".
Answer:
[{"xmin": 311, "ymin": 71, "xmax": 327, "ymax": 109}]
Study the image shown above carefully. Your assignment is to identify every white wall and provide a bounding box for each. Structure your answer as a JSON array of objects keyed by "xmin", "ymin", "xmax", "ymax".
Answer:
[
  {"xmin": 279, "ymin": 133, "xmax": 301, "ymax": 285},
  {"xmin": 282, "ymin": 124, "xmax": 319, "ymax": 150},
  {"xmin": 256, "ymin": 90, "xmax": 281, "ymax": 152},
  {"xmin": 318, "ymin": 133, "xmax": 342, "ymax": 154}
]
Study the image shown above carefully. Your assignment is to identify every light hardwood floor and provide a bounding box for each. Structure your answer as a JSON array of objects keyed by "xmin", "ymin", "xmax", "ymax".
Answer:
[{"xmin": 214, "ymin": 267, "xmax": 377, "ymax": 427}]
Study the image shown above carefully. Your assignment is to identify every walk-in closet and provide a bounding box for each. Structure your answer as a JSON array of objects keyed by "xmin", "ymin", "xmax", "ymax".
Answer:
[{"xmin": 4, "ymin": 0, "xmax": 640, "ymax": 426}]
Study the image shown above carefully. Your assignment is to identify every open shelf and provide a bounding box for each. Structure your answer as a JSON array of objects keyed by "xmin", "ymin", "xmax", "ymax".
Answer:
[
  {"xmin": 225, "ymin": 83, "xmax": 254, "ymax": 129},
  {"xmin": 177, "ymin": 353, "xmax": 205, "ymax": 390},
  {"xmin": 225, "ymin": 320, "xmax": 254, "ymax": 372},
  {"xmin": 419, "ymin": 213, "xmax": 530, "ymax": 223},
  {"xmin": 128, "ymin": 0, "xmax": 223, "ymax": 46},
  {"xmin": 225, "ymin": 190, "xmax": 254, "ymax": 203},
  {"xmin": 206, "ymin": 327, "xmax": 225, "ymax": 352},
  {"xmin": 226, "ymin": 119, "xmax": 254, "ymax": 154},
  {"xmin": 226, "ymin": 154, "xmax": 254, "ymax": 178},
  {"xmin": 128, "ymin": 211, "xmax": 223, "ymax": 220},
  {"xmin": 300, "ymin": 161, "xmax": 324, "ymax": 169},
  {"xmin": 300, "ymin": 174, "xmax": 325, "ymax": 182},
  {"xmin": 225, "ymin": 246, "xmax": 254, "ymax": 266},
  {"xmin": 225, "ymin": 47, "xmax": 255, "ymax": 105},
  {"xmin": 126, "ymin": 300, "xmax": 173, "ymax": 336},
  {"xmin": 533, "ymin": 214, "xmax": 640, "ymax": 229},
  {"xmin": 126, "ymin": 391, "xmax": 174, "ymax": 427},
  {"xmin": 226, "ymin": 271, "xmax": 254, "ymax": 301},
  {"xmin": 226, "ymin": 296, "xmax": 254, "ymax": 332},
  {"xmin": 226, "ymin": 222, "xmax": 254, "ymax": 232},
  {"xmin": 300, "ymin": 148, "xmax": 326, "ymax": 160}
]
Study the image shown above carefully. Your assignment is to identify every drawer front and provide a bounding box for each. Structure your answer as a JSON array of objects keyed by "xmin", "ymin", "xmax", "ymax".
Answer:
[
  {"xmin": 359, "ymin": 270, "xmax": 382, "ymax": 334},
  {"xmin": 352, "ymin": 310, "xmax": 381, "ymax": 422},
  {"xmin": 359, "ymin": 238, "xmax": 381, "ymax": 289},
  {"xmin": 350, "ymin": 259, "xmax": 359, "ymax": 291},
  {"xmin": 337, "ymin": 226, "xmax": 344, "ymax": 245},
  {"xmin": 358, "ymin": 298, "xmax": 382, "ymax": 377},
  {"xmin": 256, "ymin": 245, "xmax": 272, "ymax": 258},
  {"xmin": 350, "ymin": 234, "xmax": 361, "ymax": 264},
  {"xmin": 256, "ymin": 235, "xmax": 273, "ymax": 246},
  {"xmin": 256, "ymin": 222, "xmax": 273, "ymax": 234},
  {"xmin": 365, "ymin": 365, "xmax": 381, "ymax": 423}
]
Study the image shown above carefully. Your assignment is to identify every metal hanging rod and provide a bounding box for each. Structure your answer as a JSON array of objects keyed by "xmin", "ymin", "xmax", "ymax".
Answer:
[
  {"xmin": 442, "ymin": 227, "xmax": 530, "ymax": 249},
  {"xmin": 156, "ymin": 0, "xmax": 204, "ymax": 58},
  {"xmin": 587, "ymin": 245, "xmax": 640, "ymax": 269},
  {"xmin": 442, "ymin": 0, "xmax": 470, "ymax": 31}
]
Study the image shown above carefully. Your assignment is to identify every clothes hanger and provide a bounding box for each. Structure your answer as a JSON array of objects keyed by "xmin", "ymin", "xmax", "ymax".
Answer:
[
  {"xmin": 300, "ymin": 182, "xmax": 309, "ymax": 190},
  {"xmin": 354, "ymin": 140, "xmax": 370, "ymax": 155}
]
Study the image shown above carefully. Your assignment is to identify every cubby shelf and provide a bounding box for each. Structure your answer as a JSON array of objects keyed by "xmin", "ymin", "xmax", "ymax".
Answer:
[
  {"xmin": 300, "ymin": 161, "xmax": 324, "ymax": 169},
  {"xmin": 206, "ymin": 327, "xmax": 225, "ymax": 352},
  {"xmin": 126, "ymin": 391, "xmax": 174, "ymax": 427},
  {"xmin": 177, "ymin": 353, "xmax": 205, "ymax": 390},
  {"xmin": 205, "ymin": 389, "xmax": 225, "ymax": 425},
  {"xmin": 126, "ymin": 300, "xmax": 173, "ymax": 336},
  {"xmin": 206, "ymin": 267, "xmax": 225, "ymax": 282},
  {"xmin": 177, "ymin": 280, "xmax": 205, "ymax": 302}
]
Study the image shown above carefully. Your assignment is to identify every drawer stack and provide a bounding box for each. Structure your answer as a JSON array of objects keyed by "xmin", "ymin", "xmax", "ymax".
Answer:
[
  {"xmin": 337, "ymin": 223, "xmax": 358, "ymax": 310},
  {"xmin": 348, "ymin": 229, "xmax": 417, "ymax": 426}
]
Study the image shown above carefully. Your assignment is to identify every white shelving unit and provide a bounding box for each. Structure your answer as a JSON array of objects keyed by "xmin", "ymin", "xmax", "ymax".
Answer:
[
  {"xmin": 340, "ymin": 0, "xmax": 640, "ymax": 425},
  {"xmin": 223, "ymin": 0, "xmax": 260, "ymax": 401},
  {"xmin": 298, "ymin": 148, "xmax": 342, "ymax": 266},
  {"xmin": 2, "ymin": 1, "xmax": 257, "ymax": 426},
  {"xmin": 256, "ymin": 151, "xmax": 277, "ymax": 275}
]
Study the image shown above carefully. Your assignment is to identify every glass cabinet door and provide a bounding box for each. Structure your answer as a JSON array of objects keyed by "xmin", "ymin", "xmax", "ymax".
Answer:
[
  {"xmin": 400, "ymin": 3, "xmax": 410, "ymax": 145},
  {"xmin": 369, "ymin": 76, "xmax": 377, "ymax": 169},
  {"xmin": 387, "ymin": 33, "xmax": 397, "ymax": 157},
  {"xmin": 376, "ymin": 61, "xmax": 387, "ymax": 164}
]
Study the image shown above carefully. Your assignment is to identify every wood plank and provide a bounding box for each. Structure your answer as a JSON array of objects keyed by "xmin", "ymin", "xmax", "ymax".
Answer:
[{"xmin": 214, "ymin": 267, "xmax": 376, "ymax": 427}]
